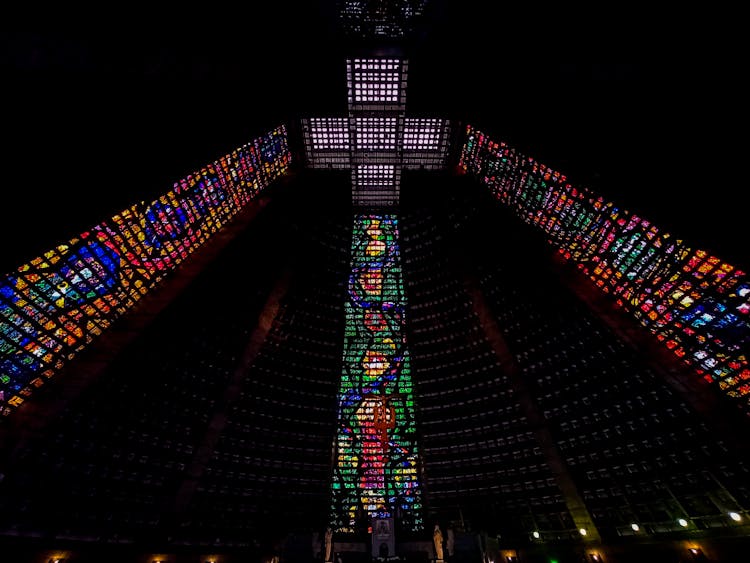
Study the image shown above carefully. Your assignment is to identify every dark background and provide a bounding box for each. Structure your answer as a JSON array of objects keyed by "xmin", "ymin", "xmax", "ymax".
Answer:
[{"xmin": 1, "ymin": 5, "xmax": 745, "ymax": 272}]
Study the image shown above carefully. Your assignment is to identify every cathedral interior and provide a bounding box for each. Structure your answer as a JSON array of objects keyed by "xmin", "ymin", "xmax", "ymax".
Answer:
[{"xmin": 0, "ymin": 4, "xmax": 748, "ymax": 563}]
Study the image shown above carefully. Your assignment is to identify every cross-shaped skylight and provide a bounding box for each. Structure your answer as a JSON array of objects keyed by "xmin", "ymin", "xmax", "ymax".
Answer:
[{"xmin": 302, "ymin": 57, "xmax": 452, "ymax": 207}]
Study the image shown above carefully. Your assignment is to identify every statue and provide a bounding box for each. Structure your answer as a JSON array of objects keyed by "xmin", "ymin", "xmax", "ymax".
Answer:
[
  {"xmin": 433, "ymin": 524, "xmax": 444, "ymax": 561},
  {"xmin": 446, "ymin": 527, "xmax": 455, "ymax": 557},
  {"xmin": 325, "ymin": 526, "xmax": 333, "ymax": 562}
]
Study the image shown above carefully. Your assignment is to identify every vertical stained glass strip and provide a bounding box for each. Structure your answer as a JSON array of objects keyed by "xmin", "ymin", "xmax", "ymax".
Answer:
[
  {"xmin": 0, "ymin": 126, "xmax": 291, "ymax": 415},
  {"xmin": 330, "ymin": 215, "xmax": 423, "ymax": 533},
  {"xmin": 460, "ymin": 125, "xmax": 750, "ymax": 411}
]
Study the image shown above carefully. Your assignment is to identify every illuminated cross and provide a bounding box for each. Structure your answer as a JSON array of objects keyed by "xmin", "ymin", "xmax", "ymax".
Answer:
[{"xmin": 302, "ymin": 57, "xmax": 452, "ymax": 207}]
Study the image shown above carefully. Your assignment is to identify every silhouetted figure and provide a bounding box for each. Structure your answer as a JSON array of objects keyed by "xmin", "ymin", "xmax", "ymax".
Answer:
[{"xmin": 446, "ymin": 527, "xmax": 454, "ymax": 558}]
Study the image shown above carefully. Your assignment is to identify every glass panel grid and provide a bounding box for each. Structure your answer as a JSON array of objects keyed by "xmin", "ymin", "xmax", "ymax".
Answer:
[
  {"xmin": 339, "ymin": 1, "xmax": 428, "ymax": 39},
  {"xmin": 403, "ymin": 118, "xmax": 442, "ymax": 150},
  {"xmin": 354, "ymin": 117, "xmax": 397, "ymax": 150},
  {"xmin": 330, "ymin": 214, "xmax": 423, "ymax": 533},
  {"xmin": 355, "ymin": 164, "xmax": 396, "ymax": 186},
  {"xmin": 352, "ymin": 59, "xmax": 401, "ymax": 103},
  {"xmin": 460, "ymin": 125, "xmax": 750, "ymax": 410},
  {"xmin": 0, "ymin": 126, "xmax": 291, "ymax": 415},
  {"xmin": 310, "ymin": 118, "xmax": 351, "ymax": 150}
]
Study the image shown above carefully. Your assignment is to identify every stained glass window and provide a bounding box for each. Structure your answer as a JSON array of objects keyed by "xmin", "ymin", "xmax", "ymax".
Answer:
[
  {"xmin": 0, "ymin": 126, "xmax": 291, "ymax": 415},
  {"xmin": 330, "ymin": 215, "xmax": 423, "ymax": 533},
  {"xmin": 460, "ymin": 125, "xmax": 750, "ymax": 411}
]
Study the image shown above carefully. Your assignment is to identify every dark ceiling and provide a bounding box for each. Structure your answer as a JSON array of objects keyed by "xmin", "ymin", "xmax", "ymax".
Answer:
[{"xmin": 1, "ymin": 6, "xmax": 745, "ymax": 272}]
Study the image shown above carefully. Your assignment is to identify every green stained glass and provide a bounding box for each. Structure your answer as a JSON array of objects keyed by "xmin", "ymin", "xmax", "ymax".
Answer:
[{"xmin": 330, "ymin": 214, "xmax": 423, "ymax": 533}]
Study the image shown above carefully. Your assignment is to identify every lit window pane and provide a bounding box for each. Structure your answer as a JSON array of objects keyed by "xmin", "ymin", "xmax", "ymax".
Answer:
[
  {"xmin": 351, "ymin": 58, "xmax": 402, "ymax": 103},
  {"xmin": 355, "ymin": 117, "xmax": 397, "ymax": 150},
  {"xmin": 403, "ymin": 118, "xmax": 442, "ymax": 150},
  {"xmin": 310, "ymin": 118, "xmax": 351, "ymax": 150}
]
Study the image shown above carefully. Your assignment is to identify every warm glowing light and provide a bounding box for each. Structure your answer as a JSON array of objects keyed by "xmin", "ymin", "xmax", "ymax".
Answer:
[
  {"xmin": 631, "ymin": 523, "xmax": 640, "ymax": 531},
  {"xmin": 730, "ymin": 511, "xmax": 742, "ymax": 521},
  {"xmin": 579, "ymin": 528, "xmax": 587, "ymax": 536},
  {"xmin": 532, "ymin": 531, "xmax": 540, "ymax": 539},
  {"xmin": 678, "ymin": 518, "xmax": 689, "ymax": 527}
]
